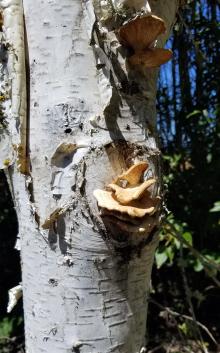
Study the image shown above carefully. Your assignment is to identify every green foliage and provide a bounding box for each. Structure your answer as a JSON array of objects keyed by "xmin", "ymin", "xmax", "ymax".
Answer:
[
  {"xmin": 156, "ymin": 214, "xmax": 191, "ymax": 268},
  {"xmin": 0, "ymin": 316, "xmax": 24, "ymax": 353},
  {"xmin": 0, "ymin": 318, "xmax": 14, "ymax": 338},
  {"xmin": 0, "ymin": 317, "xmax": 23, "ymax": 338},
  {"xmin": 156, "ymin": 214, "xmax": 193, "ymax": 269}
]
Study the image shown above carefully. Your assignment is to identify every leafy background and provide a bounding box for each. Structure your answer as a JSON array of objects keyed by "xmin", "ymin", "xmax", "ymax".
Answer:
[
  {"xmin": 0, "ymin": 0, "xmax": 220, "ymax": 352},
  {"xmin": 149, "ymin": 1, "xmax": 220, "ymax": 352}
]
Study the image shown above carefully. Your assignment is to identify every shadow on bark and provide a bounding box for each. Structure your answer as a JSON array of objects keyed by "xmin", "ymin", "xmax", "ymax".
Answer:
[{"xmin": 48, "ymin": 215, "xmax": 68, "ymax": 254}]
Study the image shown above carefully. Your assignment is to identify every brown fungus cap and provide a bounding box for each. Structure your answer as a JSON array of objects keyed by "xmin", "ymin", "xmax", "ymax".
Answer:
[
  {"xmin": 117, "ymin": 14, "xmax": 166, "ymax": 52},
  {"xmin": 93, "ymin": 189, "xmax": 156, "ymax": 218},
  {"xmin": 116, "ymin": 161, "xmax": 148, "ymax": 186},
  {"xmin": 128, "ymin": 48, "xmax": 172, "ymax": 68},
  {"xmin": 108, "ymin": 178, "xmax": 156, "ymax": 205},
  {"xmin": 93, "ymin": 162, "xmax": 160, "ymax": 226}
]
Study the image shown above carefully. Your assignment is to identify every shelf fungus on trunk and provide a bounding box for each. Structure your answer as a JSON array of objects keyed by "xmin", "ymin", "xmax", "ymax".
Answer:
[
  {"xmin": 116, "ymin": 15, "xmax": 166, "ymax": 51},
  {"xmin": 116, "ymin": 14, "xmax": 172, "ymax": 71},
  {"xmin": 115, "ymin": 161, "xmax": 149, "ymax": 186},
  {"xmin": 93, "ymin": 162, "xmax": 160, "ymax": 249},
  {"xmin": 128, "ymin": 48, "xmax": 172, "ymax": 68},
  {"xmin": 108, "ymin": 178, "xmax": 156, "ymax": 204}
]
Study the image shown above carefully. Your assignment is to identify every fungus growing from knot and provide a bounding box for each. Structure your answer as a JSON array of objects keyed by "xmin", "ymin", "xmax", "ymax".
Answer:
[
  {"xmin": 107, "ymin": 178, "xmax": 156, "ymax": 205},
  {"xmin": 93, "ymin": 162, "xmax": 160, "ymax": 237},
  {"xmin": 115, "ymin": 161, "xmax": 148, "ymax": 186},
  {"xmin": 116, "ymin": 14, "xmax": 172, "ymax": 70}
]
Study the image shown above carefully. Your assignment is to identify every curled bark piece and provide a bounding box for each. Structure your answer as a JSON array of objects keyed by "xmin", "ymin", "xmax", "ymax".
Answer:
[
  {"xmin": 93, "ymin": 189, "xmax": 155, "ymax": 218},
  {"xmin": 41, "ymin": 200, "xmax": 73, "ymax": 229},
  {"xmin": 128, "ymin": 48, "xmax": 172, "ymax": 68},
  {"xmin": 7, "ymin": 284, "xmax": 22, "ymax": 313},
  {"xmin": 116, "ymin": 161, "xmax": 148, "ymax": 186},
  {"xmin": 42, "ymin": 208, "xmax": 64, "ymax": 229},
  {"xmin": 117, "ymin": 15, "xmax": 166, "ymax": 51},
  {"xmin": 108, "ymin": 178, "xmax": 156, "ymax": 204}
]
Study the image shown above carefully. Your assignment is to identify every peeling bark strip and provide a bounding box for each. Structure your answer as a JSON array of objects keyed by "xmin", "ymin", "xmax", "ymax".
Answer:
[
  {"xmin": 0, "ymin": 0, "xmax": 179, "ymax": 352},
  {"xmin": 0, "ymin": 0, "xmax": 27, "ymax": 173}
]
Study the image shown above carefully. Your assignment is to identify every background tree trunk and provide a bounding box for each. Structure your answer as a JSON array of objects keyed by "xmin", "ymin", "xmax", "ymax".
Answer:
[{"xmin": 0, "ymin": 0, "xmax": 179, "ymax": 352}]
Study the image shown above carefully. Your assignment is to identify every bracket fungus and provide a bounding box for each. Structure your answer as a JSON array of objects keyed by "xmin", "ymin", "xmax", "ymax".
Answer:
[
  {"xmin": 93, "ymin": 162, "xmax": 160, "ymax": 238},
  {"xmin": 128, "ymin": 48, "xmax": 172, "ymax": 68},
  {"xmin": 115, "ymin": 161, "xmax": 148, "ymax": 185},
  {"xmin": 116, "ymin": 14, "xmax": 172, "ymax": 69},
  {"xmin": 93, "ymin": 189, "xmax": 156, "ymax": 218},
  {"xmin": 107, "ymin": 178, "xmax": 156, "ymax": 204},
  {"xmin": 117, "ymin": 15, "xmax": 166, "ymax": 51}
]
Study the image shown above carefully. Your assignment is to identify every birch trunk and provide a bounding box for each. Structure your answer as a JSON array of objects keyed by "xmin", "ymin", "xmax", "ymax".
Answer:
[{"xmin": 0, "ymin": 0, "xmax": 179, "ymax": 352}]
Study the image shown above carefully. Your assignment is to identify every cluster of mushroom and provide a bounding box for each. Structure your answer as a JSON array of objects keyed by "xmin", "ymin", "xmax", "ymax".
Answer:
[
  {"xmin": 116, "ymin": 14, "xmax": 172, "ymax": 69},
  {"xmin": 93, "ymin": 162, "xmax": 160, "ymax": 235}
]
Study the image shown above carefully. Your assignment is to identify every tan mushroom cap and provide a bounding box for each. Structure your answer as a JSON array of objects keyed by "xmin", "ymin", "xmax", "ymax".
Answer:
[
  {"xmin": 116, "ymin": 161, "xmax": 148, "ymax": 186},
  {"xmin": 108, "ymin": 178, "xmax": 156, "ymax": 204},
  {"xmin": 128, "ymin": 48, "xmax": 173, "ymax": 68},
  {"xmin": 117, "ymin": 15, "xmax": 166, "ymax": 51},
  {"xmin": 93, "ymin": 189, "xmax": 156, "ymax": 218}
]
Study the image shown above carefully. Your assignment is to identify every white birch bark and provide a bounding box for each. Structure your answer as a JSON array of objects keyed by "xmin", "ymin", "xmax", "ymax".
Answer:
[{"xmin": 0, "ymin": 0, "xmax": 179, "ymax": 352}]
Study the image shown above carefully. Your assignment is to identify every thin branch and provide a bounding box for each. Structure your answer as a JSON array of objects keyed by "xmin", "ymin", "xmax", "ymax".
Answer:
[
  {"xmin": 147, "ymin": 344, "xmax": 165, "ymax": 353},
  {"xmin": 149, "ymin": 298, "xmax": 218, "ymax": 347}
]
